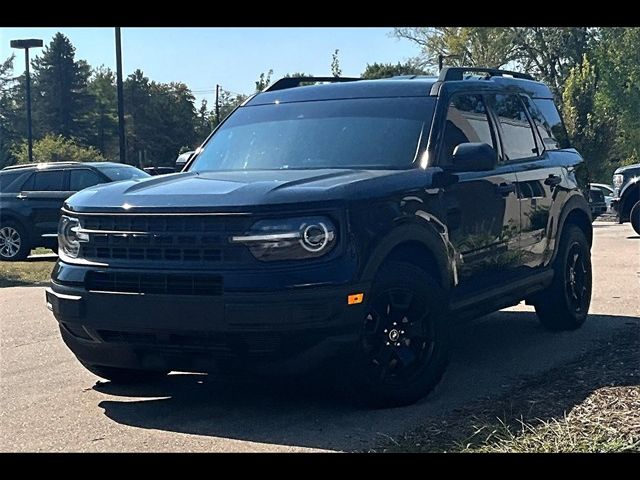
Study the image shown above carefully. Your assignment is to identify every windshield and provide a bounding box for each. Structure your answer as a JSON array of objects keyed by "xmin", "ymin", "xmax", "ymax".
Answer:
[
  {"xmin": 189, "ymin": 97, "xmax": 435, "ymax": 172},
  {"xmin": 99, "ymin": 165, "xmax": 149, "ymax": 181}
]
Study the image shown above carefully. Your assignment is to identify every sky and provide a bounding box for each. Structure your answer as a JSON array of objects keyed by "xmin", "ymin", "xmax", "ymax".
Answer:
[{"xmin": 0, "ymin": 27, "xmax": 422, "ymax": 105}]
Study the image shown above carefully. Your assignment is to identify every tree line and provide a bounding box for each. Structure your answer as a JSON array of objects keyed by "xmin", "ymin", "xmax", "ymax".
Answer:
[{"xmin": 2, "ymin": 29, "xmax": 639, "ymax": 181}]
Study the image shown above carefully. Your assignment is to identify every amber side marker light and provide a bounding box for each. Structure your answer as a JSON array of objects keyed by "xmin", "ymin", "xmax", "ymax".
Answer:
[{"xmin": 348, "ymin": 293, "xmax": 364, "ymax": 305}]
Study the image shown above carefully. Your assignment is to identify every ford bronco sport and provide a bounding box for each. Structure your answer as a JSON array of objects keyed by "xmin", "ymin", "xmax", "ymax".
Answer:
[{"xmin": 46, "ymin": 68, "xmax": 593, "ymax": 407}]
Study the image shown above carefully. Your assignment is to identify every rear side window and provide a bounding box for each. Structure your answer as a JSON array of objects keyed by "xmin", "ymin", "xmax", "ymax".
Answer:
[
  {"xmin": 530, "ymin": 98, "xmax": 570, "ymax": 150},
  {"xmin": 488, "ymin": 94, "xmax": 538, "ymax": 161},
  {"xmin": 442, "ymin": 94, "xmax": 496, "ymax": 163},
  {"xmin": 69, "ymin": 169, "xmax": 104, "ymax": 191},
  {"xmin": 26, "ymin": 170, "xmax": 65, "ymax": 191},
  {"xmin": 0, "ymin": 171, "xmax": 26, "ymax": 192}
]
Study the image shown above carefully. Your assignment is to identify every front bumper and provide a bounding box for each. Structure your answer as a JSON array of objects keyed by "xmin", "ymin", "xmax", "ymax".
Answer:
[{"xmin": 47, "ymin": 269, "xmax": 370, "ymax": 374}]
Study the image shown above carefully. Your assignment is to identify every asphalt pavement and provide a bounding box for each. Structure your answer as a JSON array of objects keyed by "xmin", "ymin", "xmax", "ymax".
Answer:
[{"xmin": 1, "ymin": 221, "xmax": 638, "ymax": 452}]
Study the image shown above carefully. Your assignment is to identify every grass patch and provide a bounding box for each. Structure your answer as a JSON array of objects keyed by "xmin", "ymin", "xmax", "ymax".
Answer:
[
  {"xmin": 0, "ymin": 250, "xmax": 56, "ymax": 287},
  {"xmin": 375, "ymin": 327, "xmax": 640, "ymax": 453}
]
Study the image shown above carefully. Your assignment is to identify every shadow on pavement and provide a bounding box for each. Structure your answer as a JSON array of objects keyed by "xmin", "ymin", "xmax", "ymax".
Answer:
[{"xmin": 95, "ymin": 311, "xmax": 639, "ymax": 451}]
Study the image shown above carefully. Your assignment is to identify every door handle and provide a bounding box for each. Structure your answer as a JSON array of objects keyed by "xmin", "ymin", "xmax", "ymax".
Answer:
[
  {"xmin": 495, "ymin": 183, "xmax": 516, "ymax": 196},
  {"xmin": 16, "ymin": 193, "xmax": 27, "ymax": 199},
  {"xmin": 544, "ymin": 174, "xmax": 562, "ymax": 187}
]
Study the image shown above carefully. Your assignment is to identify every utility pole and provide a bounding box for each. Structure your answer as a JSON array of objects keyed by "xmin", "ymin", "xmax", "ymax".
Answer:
[
  {"xmin": 10, "ymin": 39, "xmax": 43, "ymax": 164},
  {"xmin": 115, "ymin": 27, "xmax": 126, "ymax": 164},
  {"xmin": 215, "ymin": 84, "xmax": 220, "ymax": 125}
]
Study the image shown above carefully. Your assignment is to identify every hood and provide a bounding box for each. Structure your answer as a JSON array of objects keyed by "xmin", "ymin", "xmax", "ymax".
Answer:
[{"xmin": 64, "ymin": 168, "xmax": 431, "ymax": 213}]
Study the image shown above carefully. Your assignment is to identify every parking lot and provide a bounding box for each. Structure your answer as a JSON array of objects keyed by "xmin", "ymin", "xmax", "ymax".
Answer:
[{"xmin": 0, "ymin": 221, "xmax": 638, "ymax": 452}]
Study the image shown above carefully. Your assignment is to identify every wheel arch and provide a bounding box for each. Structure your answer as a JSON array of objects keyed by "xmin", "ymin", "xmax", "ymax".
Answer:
[
  {"xmin": 619, "ymin": 181, "xmax": 640, "ymax": 222},
  {"xmin": 550, "ymin": 195, "xmax": 592, "ymax": 265},
  {"xmin": 360, "ymin": 222, "xmax": 454, "ymax": 293}
]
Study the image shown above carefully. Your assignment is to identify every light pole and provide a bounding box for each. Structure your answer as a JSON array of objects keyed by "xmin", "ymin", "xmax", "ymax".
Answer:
[
  {"xmin": 10, "ymin": 38, "xmax": 43, "ymax": 164},
  {"xmin": 115, "ymin": 28, "xmax": 126, "ymax": 164}
]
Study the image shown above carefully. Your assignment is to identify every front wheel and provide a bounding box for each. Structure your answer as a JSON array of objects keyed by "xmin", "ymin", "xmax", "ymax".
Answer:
[
  {"xmin": 534, "ymin": 225, "xmax": 592, "ymax": 331},
  {"xmin": 80, "ymin": 363, "xmax": 169, "ymax": 384},
  {"xmin": 345, "ymin": 261, "xmax": 450, "ymax": 408},
  {"xmin": 630, "ymin": 200, "xmax": 640, "ymax": 235},
  {"xmin": 0, "ymin": 221, "xmax": 30, "ymax": 261}
]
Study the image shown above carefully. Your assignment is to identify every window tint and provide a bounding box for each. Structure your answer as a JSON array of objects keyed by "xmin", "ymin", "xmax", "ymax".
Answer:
[
  {"xmin": 30, "ymin": 170, "xmax": 65, "ymax": 191},
  {"xmin": 70, "ymin": 169, "xmax": 104, "ymax": 191},
  {"xmin": 190, "ymin": 97, "xmax": 434, "ymax": 171},
  {"xmin": 98, "ymin": 165, "xmax": 149, "ymax": 181},
  {"xmin": 442, "ymin": 94, "xmax": 495, "ymax": 163},
  {"xmin": 0, "ymin": 171, "xmax": 26, "ymax": 192},
  {"xmin": 531, "ymin": 99, "xmax": 570, "ymax": 149},
  {"xmin": 489, "ymin": 94, "xmax": 538, "ymax": 161}
]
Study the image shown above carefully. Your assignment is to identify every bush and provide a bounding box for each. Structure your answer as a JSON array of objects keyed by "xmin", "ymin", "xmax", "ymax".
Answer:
[{"xmin": 13, "ymin": 134, "xmax": 105, "ymax": 164}]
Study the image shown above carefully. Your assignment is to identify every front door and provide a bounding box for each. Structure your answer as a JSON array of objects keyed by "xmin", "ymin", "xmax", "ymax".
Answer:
[
  {"xmin": 439, "ymin": 93, "xmax": 522, "ymax": 288},
  {"xmin": 20, "ymin": 169, "xmax": 72, "ymax": 237}
]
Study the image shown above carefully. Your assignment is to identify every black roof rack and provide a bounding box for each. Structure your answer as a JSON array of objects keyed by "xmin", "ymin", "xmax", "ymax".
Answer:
[
  {"xmin": 264, "ymin": 76, "xmax": 361, "ymax": 92},
  {"xmin": 438, "ymin": 67, "xmax": 534, "ymax": 82},
  {"xmin": 2, "ymin": 161, "xmax": 82, "ymax": 171}
]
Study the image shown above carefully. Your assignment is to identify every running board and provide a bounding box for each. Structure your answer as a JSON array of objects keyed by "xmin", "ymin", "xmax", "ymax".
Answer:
[{"xmin": 450, "ymin": 269, "xmax": 554, "ymax": 322}]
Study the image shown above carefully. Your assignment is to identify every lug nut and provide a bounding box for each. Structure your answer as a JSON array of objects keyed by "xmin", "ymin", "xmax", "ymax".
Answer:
[
  {"xmin": 386, "ymin": 342, "xmax": 390, "ymax": 346},
  {"xmin": 396, "ymin": 342, "xmax": 401, "ymax": 346}
]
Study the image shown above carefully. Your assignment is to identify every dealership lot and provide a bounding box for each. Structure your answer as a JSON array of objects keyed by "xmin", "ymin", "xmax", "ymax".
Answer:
[{"xmin": 1, "ymin": 221, "xmax": 638, "ymax": 452}]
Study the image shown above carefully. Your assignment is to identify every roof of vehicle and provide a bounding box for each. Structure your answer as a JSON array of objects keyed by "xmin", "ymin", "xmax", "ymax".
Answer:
[
  {"xmin": 614, "ymin": 163, "xmax": 640, "ymax": 174},
  {"xmin": 1, "ymin": 161, "xmax": 137, "ymax": 172},
  {"xmin": 246, "ymin": 68, "xmax": 554, "ymax": 107}
]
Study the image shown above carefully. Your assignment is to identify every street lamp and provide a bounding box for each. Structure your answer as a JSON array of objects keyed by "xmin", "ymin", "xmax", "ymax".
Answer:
[{"xmin": 10, "ymin": 38, "xmax": 43, "ymax": 164}]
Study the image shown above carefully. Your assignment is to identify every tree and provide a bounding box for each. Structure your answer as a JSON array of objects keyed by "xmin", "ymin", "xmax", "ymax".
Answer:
[
  {"xmin": 255, "ymin": 69, "xmax": 273, "ymax": 92},
  {"xmin": 86, "ymin": 66, "xmax": 118, "ymax": 160},
  {"xmin": 0, "ymin": 55, "xmax": 22, "ymax": 168},
  {"xmin": 13, "ymin": 134, "xmax": 105, "ymax": 164},
  {"xmin": 361, "ymin": 62, "xmax": 427, "ymax": 79},
  {"xmin": 30, "ymin": 32, "xmax": 93, "ymax": 141},
  {"xmin": 331, "ymin": 49, "xmax": 342, "ymax": 77},
  {"xmin": 562, "ymin": 56, "xmax": 617, "ymax": 182},
  {"xmin": 394, "ymin": 27, "xmax": 519, "ymax": 71}
]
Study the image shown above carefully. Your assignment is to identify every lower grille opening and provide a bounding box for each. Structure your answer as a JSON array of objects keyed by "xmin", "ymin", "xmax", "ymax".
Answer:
[
  {"xmin": 61, "ymin": 323, "xmax": 93, "ymax": 341},
  {"xmin": 86, "ymin": 271, "xmax": 223, "ymax": 296}
]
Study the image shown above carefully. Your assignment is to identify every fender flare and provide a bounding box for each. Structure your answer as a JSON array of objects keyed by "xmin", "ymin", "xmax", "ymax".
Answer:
[
  {"xmin": 360, "ymin": 220, "xmax": 454, "ymax": 292},
  {"xmin": 549, "ymin": 193, "xmax": 592, "ymax": 264},
  {"xmin": 619, "ymin": 179, "xmax": 640, "ymax": 219}
]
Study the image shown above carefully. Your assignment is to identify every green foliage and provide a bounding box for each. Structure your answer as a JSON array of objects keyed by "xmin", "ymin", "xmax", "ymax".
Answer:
[
  {"xmin": 13, "ymin": 134, "xmax": 105, "ymax": 164},
  {"xmin": 31, "ymin": 32, "xmax": 93, "ymax": 141},
  {"xmin": 331, "ymin": 49, "xmax": 342, "ymax": 77},
  {"xmin": 361, "ymin": 62, "xmax": 427, "ymax": 79},
  {"xmin": 0, "ymin": 55, "xmax": 21, "ymax": 168},
  {"xmin": 86, "ymin": 66, "xmax": 119, "ymax": 160},
  {"xmin": 255, "ymin": 69, "xmax": 273, "ymax": 92}
]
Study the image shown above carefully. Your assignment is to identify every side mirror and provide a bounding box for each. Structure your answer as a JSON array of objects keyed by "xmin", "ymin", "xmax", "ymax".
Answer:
[{"xmin": 452, "ymin": 142, "xmax": 497, "ymax": 172}]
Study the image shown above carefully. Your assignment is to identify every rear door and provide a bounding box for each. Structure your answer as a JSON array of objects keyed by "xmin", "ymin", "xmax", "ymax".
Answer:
[
  {"xmin": 19, "ymin": 169, "xmax": 72, "ymax": 237},
  {"xmin": 495, "ymin": 94, "xmax": 566, "ymax": 270},
  {"xmin": 439, "ymin": 93, "xmax": 522, "ymax": 288}
]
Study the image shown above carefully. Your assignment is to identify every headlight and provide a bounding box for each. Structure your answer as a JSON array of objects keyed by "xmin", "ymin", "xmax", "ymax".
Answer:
[
  {"xmin": 230, "ymin": 216, "xmax": 337, "ymax": 261},
  {"xmin": 58, "ymin": 215, "xmax": 89, "ymax": 259}
]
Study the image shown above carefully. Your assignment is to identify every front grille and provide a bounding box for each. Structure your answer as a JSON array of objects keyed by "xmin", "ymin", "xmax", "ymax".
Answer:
[
  {"xmin": 86, "ymin": 271, "xmax": 223, "ymax": 296},
  {"xmin": 79, "ymin": 215, "xmax": 253, "ymax": 265}
]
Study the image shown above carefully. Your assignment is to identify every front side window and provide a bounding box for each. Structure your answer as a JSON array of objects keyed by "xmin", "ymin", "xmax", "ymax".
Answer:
[
  {"xmin": 489, "ymin": 94, "xmax": 538, "ymax": 161},
  {"xmin": 29, "ymin": 170, "xmax": 65, "ymax": 191},
  {"xmin": 441, "ymin": 94, "xmax": 495, "ymax": 163},
  {"xmin": 189, "ymin": 97, "xmax": 435, "ymax": 172},
  {"xmin": 69, "ymin": 169, "xmax": 104, "ymax": 191}
]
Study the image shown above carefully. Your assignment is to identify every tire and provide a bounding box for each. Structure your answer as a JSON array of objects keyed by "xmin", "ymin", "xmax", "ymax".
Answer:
[
  {"xmin": 80, "ymin": 362, "xmax": 169, "ymax": 384},
  {"xmin": 0, "ymin": 220, "xmax": 30, "ymax": 261},
  {"xmin": 630, "ymin": 200, "xmax": 640, "ymax": 235},
  {"xmin": 534, "ymin": 225, "xmax": 592, "ymax": 331},
  {"xmin": 344, "ymin": 261, "xmax": 450, "ymax": 408}
]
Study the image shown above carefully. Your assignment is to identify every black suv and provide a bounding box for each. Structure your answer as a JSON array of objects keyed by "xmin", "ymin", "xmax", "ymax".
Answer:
[
  {"xmin": 47, "ymin": 68, "xmax": 593, "ymax": 407},
  {"xmin": 0, "ymin": 162, "xmax": 148, "ymax": 260},
  {"xmin": 611, "ymin": 163, "xmax": 640, "ymax": 234}
]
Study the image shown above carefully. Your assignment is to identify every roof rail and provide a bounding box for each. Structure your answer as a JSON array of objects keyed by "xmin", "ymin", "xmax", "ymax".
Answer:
[
  {"xmin": 2, "ymin": 161, "xmax": 82, "ymax": 171},
  {"xmin": 438, "ymin": 67, "xmax": 534, "ymax": 82},
  {"xmin": 264, "ymin": 76, "xmax": 361, "ymax": 92}
]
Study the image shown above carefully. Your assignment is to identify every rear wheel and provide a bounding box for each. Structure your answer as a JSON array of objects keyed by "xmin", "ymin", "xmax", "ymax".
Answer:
[
  {"xmin": 0, "ymin": 221, "xmax": 30, "ymax": 261},
  {"xmin": 630, "ymin": 200, "xmax": 640, "ymax": 235},
  {"xmin": 81, "ymin": 363, "xmax": 169, "ymax": 384},
  {"xmin": 345, "ymin": 261, "xmax": 449, "ymax": 408},
  {"xmin": 534, "ymin": 225, "xmax": 592, "ymax": 331}
]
